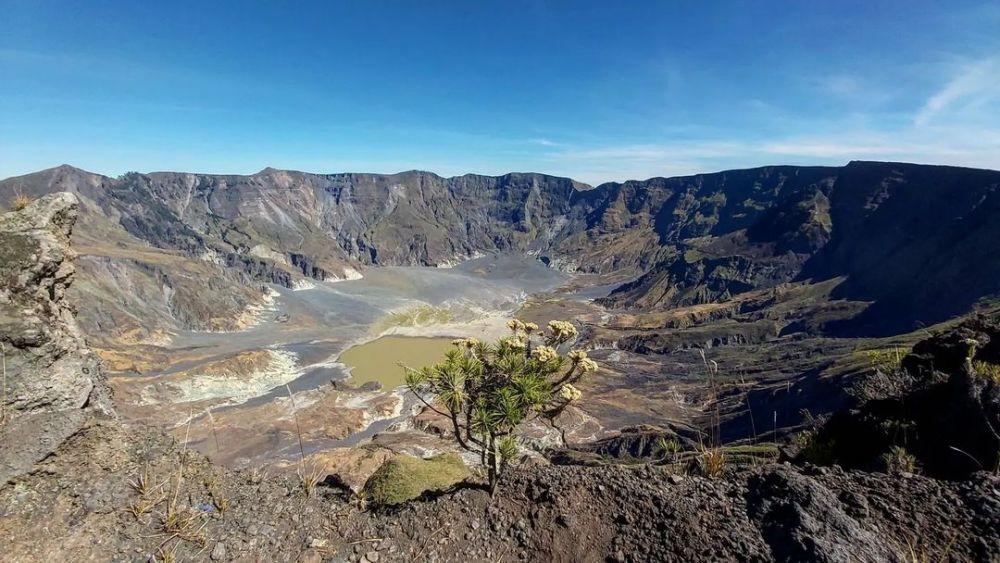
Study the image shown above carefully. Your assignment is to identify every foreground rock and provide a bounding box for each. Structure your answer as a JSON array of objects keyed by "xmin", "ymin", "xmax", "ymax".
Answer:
[
  {"xmin": 804, "ymin": 313, "xmax": 1000, "ymax": 478},
  {"xmin": 0, "ymin": 193, "xmax": 111, "ymax": 484},
  {"xmin": 2, "ymin": 420, "xmax": 997, "ymax": 561}
]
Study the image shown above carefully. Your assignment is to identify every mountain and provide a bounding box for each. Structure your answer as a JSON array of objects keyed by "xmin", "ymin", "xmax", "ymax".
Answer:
[
  {"xmin": 2, "ymin": 164, "xmax": 999, "ymax": 562},
  {"xmin": 2, "ymin": 161, "xmax": 999, "ymax": 344}
]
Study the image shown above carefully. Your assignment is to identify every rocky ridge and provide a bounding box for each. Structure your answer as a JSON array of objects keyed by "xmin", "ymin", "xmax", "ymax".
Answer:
[
  {"xmin": 2, "ymin": 417, "xmax": 997, "ymax": 562},
  {"xmin": 3, "ymin": 161, "xmax": 999, "ymax": 344}
]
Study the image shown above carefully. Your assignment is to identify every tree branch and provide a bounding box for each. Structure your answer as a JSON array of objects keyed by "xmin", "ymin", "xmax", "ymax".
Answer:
[{"xmin": 409, "ymin": 384, "xmax": 478, "ymax": 453}]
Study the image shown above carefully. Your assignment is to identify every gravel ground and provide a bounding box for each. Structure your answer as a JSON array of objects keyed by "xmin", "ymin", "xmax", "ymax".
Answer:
[{"xmin": 2, "ymin": 418, "xmax": 997, "ymax": 562}]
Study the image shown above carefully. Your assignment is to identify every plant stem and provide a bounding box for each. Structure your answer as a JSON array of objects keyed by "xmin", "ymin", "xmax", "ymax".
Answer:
[
  {"xmin": 285, "ymin": 385, "xmax": 306, "ymax": 462},
  {"xmin": 1, "ymin": 342, "xmax": 6, "ymax": 425}
]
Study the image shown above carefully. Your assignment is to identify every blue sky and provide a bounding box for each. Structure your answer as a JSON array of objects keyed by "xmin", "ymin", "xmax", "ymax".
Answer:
[{"xmin": 1, "ymin": 1, "xmax": 999, "ymax": 184}]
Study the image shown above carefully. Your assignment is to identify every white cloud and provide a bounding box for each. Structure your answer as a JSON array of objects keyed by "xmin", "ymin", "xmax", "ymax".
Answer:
[
  {"xmin": 533, "ymin": 57, "xmax": 1000, "ymax": 183},
  {"xmin": 915, "ymin": 57, "xmax": 1000, "ymax": 125},
  {"xmin": 527, "ymin": 138, "xmax": 559, "ymax": 147},
  {"xmin": 534, "ymin": 124, "xmax": 1000, "ymax": 184}
]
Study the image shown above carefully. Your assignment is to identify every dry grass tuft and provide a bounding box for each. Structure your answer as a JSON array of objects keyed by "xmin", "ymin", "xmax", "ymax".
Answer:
[
  {"xmin": 353, "ymin": 491, "xmax": 370, "ymax": 511},
  {"xmin": 156, "ymin": 416, "xmax": 206, "ymax": 545},
  {"xmin": 128, "ymin": 464, "xmax": 161, "ymax": 497},
  {"xmin": 698, "ymin": 447, "xmax": 726, "ymax": 478},
  {"xmin": 898, "ymin": 533, "xmax": 957, "ymax": 563},
  {"xmin": 161, "ymin": 502, "xmax": 206, "ymax": 545},
  {"xmin": 203, "ymin": 473, "xmax": 230, "ymax": 513},
  {"xmin": 153, "ymin": 544, "xmax": 178, "ymax": 563},
  {"xmin": 205, "ymin": 408, "xmax": 222, "ymax": 456},
  {"xmin": 284, "ymin": 384, "xmax": 326, "ymax": 496},
  {"xmin": 128, "ymin": 495, "xmax": 161, "ymax": 524},
  {"xmin": 246, "ymin": 464, "xmax": 268, "ymax": 485},
  {"xmin": 299, "ymin": 460, "xmax": 326, "ymax": 497},
  {"xmin": 882, "ymin": 446, "xmax": 919, "ymax": 474},
  {"xmin": 210, "ymin": 486, "xmax": 230, "ymax": 513},
  {"xmin": 9, "ymin": 190, "xmax": 31, "ymax": 212},
  {"xmin": 972, "ymin": 360, "xmax": 1000, "ymax": 383},
  {"xmin": 125, "ymin": 464, "xmax": 167, "ymax": 523}
]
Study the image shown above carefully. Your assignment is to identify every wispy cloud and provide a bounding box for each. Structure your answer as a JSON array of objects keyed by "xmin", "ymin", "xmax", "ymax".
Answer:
[
  {"xmin": 535, "ymin": 56, "xmax": 1000, "ymax": 183},
  {"xmin": 527, "ymin": 138, "xmax": 559, "ymax": 147},
  {"xmin": 808, "ymin": 73, "xmax": 896, "ymax": 107},
  {"xmin": 535, "ymin": 124, "xmax": 1000, "ymax": 184},
  {"xmin": 915, "ymin": 56, "xmax": 1000, "ymax": 125}
]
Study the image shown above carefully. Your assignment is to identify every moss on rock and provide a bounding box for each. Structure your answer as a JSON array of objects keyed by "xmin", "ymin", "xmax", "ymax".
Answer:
[{"xmin": 363, "ymin": 453, "xmax": 469, "ymax": 505}]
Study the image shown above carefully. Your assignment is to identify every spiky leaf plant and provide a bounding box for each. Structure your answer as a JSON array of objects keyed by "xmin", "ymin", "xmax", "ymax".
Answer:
[{"xmin": 405, "ymin": 319, "xmax": 597, "ymax": 494}]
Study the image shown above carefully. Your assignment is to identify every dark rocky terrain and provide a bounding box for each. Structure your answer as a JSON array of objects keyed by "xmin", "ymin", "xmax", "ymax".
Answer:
[{"xmin": 4, "ymin": 417, "xmax": 998, "ymax": 562}]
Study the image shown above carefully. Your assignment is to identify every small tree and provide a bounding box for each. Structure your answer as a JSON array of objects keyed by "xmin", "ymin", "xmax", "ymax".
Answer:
[{"xmin": 405, "ymin": 319, "xmax": 597, "ymax": 494}]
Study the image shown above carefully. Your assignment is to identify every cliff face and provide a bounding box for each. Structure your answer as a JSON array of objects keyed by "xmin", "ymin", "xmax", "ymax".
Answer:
[
  {"xmin": 0, "ymin": 193, "xmax": 111, "ymax": 484},
  {"xmin": 802, "ymin": 162, "xmax": 1000, "ymax": 334}
]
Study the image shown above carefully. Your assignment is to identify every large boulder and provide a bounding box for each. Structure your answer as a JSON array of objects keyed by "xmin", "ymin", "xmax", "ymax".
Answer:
[
  {"xmin": 747, "ymin": 467, "xmax": 896, "ymax": 562},
  {"xmin": 0, "ymin": 193, "xmax": 111, "ymax": 484}
]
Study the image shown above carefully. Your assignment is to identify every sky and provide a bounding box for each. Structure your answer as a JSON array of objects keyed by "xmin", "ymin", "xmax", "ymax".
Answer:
[{"xmin": 1, "ymin": 1, "xmax": 999, "ymax": 184}]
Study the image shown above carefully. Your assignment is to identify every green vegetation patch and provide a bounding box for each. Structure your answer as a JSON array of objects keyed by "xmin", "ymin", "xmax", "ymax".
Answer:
[
  {"xmin": 370, "ymin": 303, "xmax": 468, "ymax": 334},
  {"xmin": 881, "ymin": 445, "xmax": 919, "ymax": 474},
  {"xmin": 973, "ymin": 360, "xmax": 1000, "ymax": 383},
  {"xmin": 683, "ymin": 248, "xmax": 704, "ymax": 263},
  {"xmin": 862, "ymin": 347, "xmax": 908, "ymax": 373},
  {"xmin": 793, "ymin": 429, "xmax": 837, "ymax": 466},
  {"xmin": 363, "ymin": 453, "xmax": 470, "ymax": 505}
]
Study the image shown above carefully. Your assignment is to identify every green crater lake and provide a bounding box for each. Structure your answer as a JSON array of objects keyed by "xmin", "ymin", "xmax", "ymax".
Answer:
[{"xmin": 339, "ymin": 336, "xmax": 454, "ymax": 389}]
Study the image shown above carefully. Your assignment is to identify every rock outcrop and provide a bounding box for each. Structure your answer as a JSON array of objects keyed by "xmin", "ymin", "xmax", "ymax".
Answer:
[
  {"xmin": 800, "ymin": 313, "xmax": 1000, "ymax": 478},
  {"xmin": 0, "ymin": 193, "xmax": 111, "ymax": 484}
]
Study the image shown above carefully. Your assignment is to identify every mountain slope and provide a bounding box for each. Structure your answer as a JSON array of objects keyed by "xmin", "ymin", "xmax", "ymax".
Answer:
[{"xmin": 802, "ymin": 161, "xmax": 1000, "ymax": 334}]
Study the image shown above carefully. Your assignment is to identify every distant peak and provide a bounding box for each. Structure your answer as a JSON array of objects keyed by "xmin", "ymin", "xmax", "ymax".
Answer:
[
  {"xmin": 53, "ymin": 164, "xmax": 86, "ymax": 173},
  {"xmin": 20, "ymin": 164, "xmax": 101, "ymax": 178}
]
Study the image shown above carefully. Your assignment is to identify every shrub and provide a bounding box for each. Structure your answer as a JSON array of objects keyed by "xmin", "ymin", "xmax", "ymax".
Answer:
[
  {"xmin": 405, "ymin": 319, "xmax": 596, "ymax": 494},
  {"xmin": 656, "ymin": 436, "xmax": 681, "ymax": 462},
  {"xmin": 793, "ymin": 428, "xmax": 837, "ymax": 465},
  {"xmin": 882, "ymin": 446, "xmax": 919, "ymax": 474}
]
